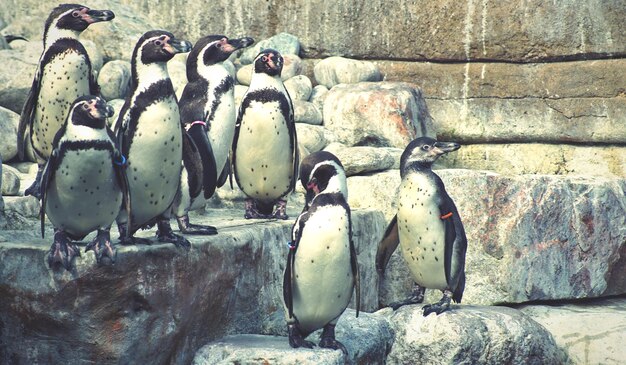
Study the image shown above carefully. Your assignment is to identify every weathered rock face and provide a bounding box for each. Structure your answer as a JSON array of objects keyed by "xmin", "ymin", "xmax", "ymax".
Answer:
[
  {"xmin": 284, "ymin": 74, "xmax": 312, "ymax": 101},
  {"xmin": 384, "ymin": 305, "xmax": 566, "ymax": 365},
  {"xmin": 314, "ymin": 56, "xmax": 382, "ymax": 88},
  {"xmin": 293, "ymin": 100, "xmax": 322, "ymax": 125},
  {"xmin": 325, "ymin": 144, "xmax": 396, "ymax": 176},
  {"xmin": 97, "ymin": 60, "xmax": 131, "ymax": 101},
  {"xmin": 1, "ymin": 165, "xmax": 20, "ymax": 196},
  {"xmin": 239, "ymin": 32, "xmax": 300, "ymax": 64},
  {"xmin": 0, "ymin": 209, "xmax": 385, "ymax": 365},
  {"xmin": 348, "ymin": 169, "xmax": 626, "ymax": 306},
  {"xmin": 193, "ymin": 310, "xmax": 393, "ymax": 365},
  {"xmin": 323, "ymin": 82, "xmax": 434, "ymax": 148},
  {"xmin": 518, "ymin": 297, "xmax": 626, "ymax": 365},
  {"xmin": 295, "ymin": 124, "xmax": 329, "ymax": 154},
  {"xmin": 0, "ymin": 42, "xmax": 39, "ymax": 113},
  {"xmin": 0, "ymin": 106, "xmax": 20, "ymax": 161}
]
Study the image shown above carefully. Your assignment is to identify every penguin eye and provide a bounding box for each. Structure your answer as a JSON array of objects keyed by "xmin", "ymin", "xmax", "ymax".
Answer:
[
  {"xmin": 216, "ymin": 43, "xmax": 222, "ymax": 49},
  {"xmin": 82, "ymin": 103, "xmax": 90, "ymax": 110},
  {"xmin": 72, "ymin": 11, "xmax": 81, "ymax": 18},
  {"xmin": 154, "ymin": 40, "xmax": 163, "ymax": 46},
  {"xmin": 261, "ymin": 56, "xmax": 268, "ymax": 62},
  {"xmin": 422, "ymin": 145, "xmax": 431, "ymax": 151}
]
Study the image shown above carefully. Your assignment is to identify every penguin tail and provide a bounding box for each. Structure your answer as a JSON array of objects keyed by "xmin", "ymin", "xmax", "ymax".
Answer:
[
  {"xmin": 452, "ymin": 272, "xmax": 465, "ymax": 304},
  {"xmin": 256, "ymin": 200, "xmax": 274, "ymax": 216}
]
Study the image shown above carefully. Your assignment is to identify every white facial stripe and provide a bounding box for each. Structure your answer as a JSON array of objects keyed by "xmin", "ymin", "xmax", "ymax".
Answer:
[{"xmin": 309, "ymin": 160, "xmax": 348, "ymax": 197}]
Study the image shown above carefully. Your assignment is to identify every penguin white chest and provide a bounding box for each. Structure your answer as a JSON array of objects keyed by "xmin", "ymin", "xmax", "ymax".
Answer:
[
  {"xmin": 397, "ymin": 173, "xmax": 448, "ymax": 290},
  {"xmin": 126, "ymin": 97, "xmax": 183, "ymax": 226},
  {"xmin": 235, "ymin": 99, "xmax": 293, "ymax": 202},
  {"xmin": 46, "ymin": 149, "xmax": 122, "ymax": 238},
  {"xmin": 34, "ymin": 51, "xmax": 90, "ymax": 160},
  {"xmin": 291, "ymin": 204, "xmax": 353, "ymax": 334}
]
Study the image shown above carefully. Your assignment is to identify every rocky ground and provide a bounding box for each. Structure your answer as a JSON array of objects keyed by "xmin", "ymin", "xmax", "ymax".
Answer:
[{"xmin": 1, "ymin": 1, "xmax": 625, "ymax": 364}]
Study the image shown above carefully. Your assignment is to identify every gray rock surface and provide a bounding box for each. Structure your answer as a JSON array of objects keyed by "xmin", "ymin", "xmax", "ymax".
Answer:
[
  {"xmin": 0, "ymin": 159, "xmax": 4, "ymax": 228},
  {"xmin": 106, "ymin": 98, "xmax": 126, "ymax": 130},
  {"xmin": 0, "ymin": 106, "xmax": 19, "ymax": 161},
  {"xmin": 97, "ymin": 60, "xmax": 131, "ymax": 100},
  {"xmin": 0, "ymin": 42, "xmax": 39, "ymax": 113},
  {"xmin": 323, "ymin": 82, "xmax": 433, "ymax": 148},
  {"xmin": 518, "ymin": 297, "xmax": 626, "ymax": 365},
  {"xmin": 293, "ymin": 100, "xmax": 322, "ymax": 125},
  {"xmin": 193, "ymin": 309, "xmax": 393, "ymax": 365},
  {"xmin": 310, "ymin": 84, "xmax": 329, "ymax": 111},
  {"xmin": 3, "ymin": 195, "xmax": 39, "ymax": 218},
  {"xmin": 1, "ymin": 165, "xmax": 20, "ymax": 196},
  {"xmin": 284, "ymin": 75, "xmax": 312, "ymax": 101},
  {"xmin": 384, "ymin": 305, "xmax": 566, "ymax": 365},
  {"xmin": 296, "ymin": 124, "xmax": 329, "ymax": 154},
  {"xmin": 314, "ymin": 56, "xmax": 382, "ymax": 88},
  {"xmin": 240, "ymin": 32, "xmax": 300, "ymax": 64},
  {"xmin": 0, "ymin": 209, "xmax": 385, "ymax": 365},
  {"xmin": 325, "ymin": 145, "xmax": 396, "ymax": 176}
]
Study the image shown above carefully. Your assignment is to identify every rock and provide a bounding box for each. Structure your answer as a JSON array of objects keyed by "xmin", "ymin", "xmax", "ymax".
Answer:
[
  {"xmin": 97, "ymin": 60, "xmax": 131, "ymax": 101},
  {"xmin": 234, "ymin": 84, "xmax": 247, "ymax": 106},
  {"xmin": 193, "ymin": 309, "xmax": 393, "ymax": 365},
  {"xmin": 377, "ymin": 169, "xmax": 626, "ymax": 306},
  {"xmin": 6, "ymin": 161, "xmax": 36, "ymax": 174},
  {"xmin": 240, "ymin": 32, "xmax": 300, "ymax": 65},
  {"xmin": 81, "ymin": 39, "xmax": 103, "ymax": 75},
  {"xmin": 323, "ymin": 82, "xmax": 434, "ymax": 148},
  {"xmin": 235, "ymin": 63, "xmax": 252, "ymax": 85},
  {"xmin": 384, "ymin": 305, "xmax": 565, "ymax": 365},
  {"xmin": 0, "ymin": 42, "xmax": 40, "ymax": 113},
  {"xmin": 237, "ymin": 54, "xmax": 302, "ymax": 85},
  {"xmin": 0, "ymin": 106, "xmax": 19, "ymax": 161},
  {"xmin": 296, "ymin": 124, "xmax": 328, "ymax": 154},
  {"xmin": 1, "ymin": 165, "xmax": 20, "ymax": 196},
  {"xmin": 293, "ymin": 100, "xmax": 322, "ymax": 125},
  {"xmin": 310, "ymin": 84, "xmax": 329, "ymax": 111},
  {"xmin": 3, "ymin": 195, "xmax": 39, "ymax": 217},
  {"xmin": 0, "ymin": 161, "xmax": 4, "ymax": 228},
  {"xmin": 80, "ymin": 0, "xmax": 159, "ymax": 62},
  {"xmin": 284, "ymin": 75, "xmax": 312, "ymax": 101},
  {"xmin": 438, "ymin": 143, "xmax": 626, "ymax": 178},
  {"xmin": 0, "ymin": 209, "xmax": 385, "ymax": 365},
  {"xmin": 314, "ymin": 56, "xmax": 382, "ymax": 88},
  {"xmin": 347, "ymin": 170, "xmax": 401, "ymax": 221},
  {"xmin": 106, "ymin": 98, "xmax": 126, "ymax": 130},
  {"xmin": 168, "ymin": 60, "xmax": 187, "ymax": 100},
  {"xmin": 325, "ymin": 145, "xmax": 395, "ymax": 176},
  {"xmin": 518, "ymin": 297, "xmax": 626, "ymax": 365}
]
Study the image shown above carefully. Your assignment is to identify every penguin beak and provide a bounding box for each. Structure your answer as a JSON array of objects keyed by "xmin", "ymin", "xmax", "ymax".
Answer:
[
  {"xmin": 166, "ymin": 38, "xmax": 193, "ymax": 54},
  {"xmin": 306, "ymin": 178, "xmax": 320, "ymax": 196},
  {"xmin": 84, "ymin": 9, "xmax": 115, "ymax": 24},
  {"xmin": 104, "ymin": 104, "xmax": 114, "ymax": 118},
  {"xmin": 433, "ymin": 141, "xmax": 461, "ymax": 155},
  {"xmin": 227, "ymin": 37, "xmax": 255, "ymax": 52}
]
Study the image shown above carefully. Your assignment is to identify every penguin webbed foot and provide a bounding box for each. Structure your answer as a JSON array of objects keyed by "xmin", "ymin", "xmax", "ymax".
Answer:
[
  {"xmin": 117, "ymin": 223, "xmax": 152, "ymax": 245},
  {"xmin": 176, "ymin": 215, "xmax": 217, "ymax": 235},
  {"xmin": 244, "ymin": 199, "xmax": 272, "ymax": 219},
  {"xmin": 388, "ymin": 283, "xmax": 425, "ymax": 310},
  {"xmin": 156, "ymin": 220, "xmax": 191, "ymax": 250},
  {"xmin": 85, "ymin": 230, "xmax": 116, "ymax": 264},
  {"xmin": 422, "ymin": 292, "xmax": 452, "ymax": 316},
  {"xmin": 272, "ymin": 199, "xmax": 289, "ymax": 220},
  {"xmin": 47, "ymin": 231, "xmax": 80, "ymax": 271},
  {"xmin": 287, "ymin": 323, "xmax": 315, "ymax": 349},
  {"xmin": 319, "ymin": 323, "xmax": 348, "ymax": 356},
  {"xmin": 24, "ymin": 179, "xmax": 42, "ymax": 199}
]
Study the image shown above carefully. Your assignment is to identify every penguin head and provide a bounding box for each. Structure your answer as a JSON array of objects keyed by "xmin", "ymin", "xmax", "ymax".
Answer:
[
  {"xmin": 253, "ymin": 49, "xmax": 283, "ymax": 77},
  {"xmin": 133, "ymin": 30, "xmax": 192, "ymax": 66},
  {"xmin": 68, "ymin": 95, "xmax": 114, "ymax": 129},
  {"xmin": 45, "ymin": 4, "xmax": 114, "ymax": 37},
  {"xmin": 303, "ymin": 152, "xmax": 348, "ymax": 200},
  {"xmin": 187, "ymin": 35, "xmax": 254, "ymax": 80},
  {"xmin": 401, "ymin": 137, "xmax": 461, "ymax": 173}
]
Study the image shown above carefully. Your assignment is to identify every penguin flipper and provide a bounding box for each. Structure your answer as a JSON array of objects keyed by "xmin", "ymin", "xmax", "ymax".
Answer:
[
  {"xmin": 284, "ymin": 210, "xmax": 308, "ymax": 319},
  {"xmin": 39, "ymin": 149, "xmax": 59, "ymax": 238},
  {"xmin": 216, "ymin": 159, "xmax": 230, "ymax": 188},
  {"xmin": 17, "ymin": 67, "xmax": 42, "ymax": 160},
  {"xmin": 112, "ymin": 149, "xmax": 132, "ymax": 237},
  {"xmin": 440, "ymin": 192, "xmax": 467, "ymax": 303},
  {"xmin": 375, "ymin": 215, "xmax": 400, "ymax": 274},
  {"xmin": 186, "ymin": 123, "xmax": 218, "ymax": 199},
  {"xmin": 287, "ymin": 98, "xmax": 299, "ymax": 193},
  {"xmin": 350, "ymin": 234, "xmax": 360, "ymax": 317}
]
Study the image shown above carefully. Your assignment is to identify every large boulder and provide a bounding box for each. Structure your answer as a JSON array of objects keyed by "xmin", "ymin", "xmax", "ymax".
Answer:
[
  {"xmin": 384, "ymin": 305, "xmax": 566, "ymax": 364},
  {"xmin": 518, "ymin": 297, "xmax": 626, "ymax": 365},
  {"xmin": 0, "ymin": 209, "xmax": 385, "ymax": 365},
  {"xmin": 0, "ymin": 106, "xmax": 20, "ymax": 161},
  {"xmin": 239, "ymin": 33, "xmax": 300, "ymax": 65},
  {"xmin": 314, "ymin": 56, "xmax": 382, "ymax": 88},
  {"xmin": 1, "ymin": 165, "xmax": 20, "ymax": 196},
  {"xmin": 323, "ymin": 82, "xmax": 434, "ymax": 148},
  {"xmin": 97, "ymin": 60, "xmax": 131, "ymax": 100},
  {"xmin": 193, "ymin": 310, "xmax": 393, "ymax": 365},
  {"xmin": 0, "ymin": 42, "xmax": 39, "ymax": 113},
  {"xmin": 325, "ymin": 144, "xmax": 396, "ymax": 176}
]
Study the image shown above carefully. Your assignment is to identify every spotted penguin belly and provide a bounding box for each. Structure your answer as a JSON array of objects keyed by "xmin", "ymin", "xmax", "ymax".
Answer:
[
  {"xmin": 46, "ymin": 150, "xmax": 122, "ymax": 238},
  {"xmin": 207, "ymin": 93, "xmax": 236, "ymax": 173},
  {"xmin": 126, "ymin": 98, "xmax": 183, "ymax": 226},
  {"xmin": 235, "ymin": 100, "xmax": 293, "ymax": 202},
  {"xmin": 33, "ymin": 52, "xmax": 91, "ymax": 162},
  {"xmin": 397, "ymin": 173, "xmax": 448, "ymax": 290},
  {"xmin": 291, "ymin": 205, "xmax": 353, "ymax": 334}
]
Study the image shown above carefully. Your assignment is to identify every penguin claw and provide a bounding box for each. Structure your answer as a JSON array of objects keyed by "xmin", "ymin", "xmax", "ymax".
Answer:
[
  {"xmin": 176, "ymin": 215, "xmax": 217, "ymax": 235},
  {"xmin": 272, "ymin": 200, "xmax": 289, "ymax": 220},
  {"xmin": 157, "ymin": 232, "xmax": 191, "ymax": 250},
  {"xmin": 47, "ymin": 231, "xmax": 80, "ymax": 271},
  {"xmin": 422, "ymin": 295, "xmax": 452, "ymax": 316},
  {"xmin": 389, "ymin": 295, "xmax": 424, "ymax": 310},
  {"xmin": 244, "ymin": 208, "xmax": 271, "ymax": 219},
  {"xmin": 85, "ymin": 230, "xmax": 116, "ymax": 264},
  {"xmin": 287, "ymin": 324, "xmax": 315, "ymax": 349},
  {"xmin": 319, "ymin": 337, "xmax": 348, "ymax": 356}
]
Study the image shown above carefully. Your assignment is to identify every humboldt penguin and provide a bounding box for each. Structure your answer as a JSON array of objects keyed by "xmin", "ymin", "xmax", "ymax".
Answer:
[
  {"xmin": 172, "ymin": 35, "xmax": 254, "ymax": 235},
  {"xmin": 376, "ymin": 137, "xmax": 467, "ymax": 316},
  {"xmin": 232, "ymin": 49, "xmax": 298, "ymax": 219},
  {"xmin": 114, "ymin": 30, "xmax": 192, "ymax": 248},
  {"xmin": 17, "ymin": 3, "xmax": 114, "ymax": 198},
  {"xmin": 283, "ymin": 151, "xmax": 360, "ymax": 354},
  {"xmin": 40, "ymin": 95, "xmax": 130, "ymax": 271}
]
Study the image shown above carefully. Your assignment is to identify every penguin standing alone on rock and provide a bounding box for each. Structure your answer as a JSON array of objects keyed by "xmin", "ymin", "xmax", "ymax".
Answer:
[
  {"xmin": 17, "ymin": 4, "xmax": 115, "ymax": 198},
  {"xmin": 114, "ymin": 30, "xmax": 192, "ymax": 248},
  {"xmin": 376, "ymin": 137, "xmax": 467, "ymax": 316},
  {"xmin": 232, "ymin": 49, "xmax": 298, "ymax": 219},
  {"xmin": 283, "ymin": 151, "xmax": 360, "ymax": 354},
  {"xmin": 40, "ymin": 95, "xmax": 130, "ymax": 271},
  {"xmin": 172, "ymin": 34, "xmax": 254, "ymax": 235}
]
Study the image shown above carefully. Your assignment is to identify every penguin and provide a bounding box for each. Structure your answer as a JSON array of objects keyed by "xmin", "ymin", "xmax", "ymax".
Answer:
[
  {"xmin": 376, "ymin": 136, "xmax": 467, "ymax": 316},
  {"xmin": 232, "ymin": 49, "xmax": 298, "ymax": 220},
  {"xmin": 114, "ymin": 30, "xmax": 192, "ymax": 248},
  {"xmin": 17, "ymin": 4, "xmax": 115, "ymax": 198},
  {"xmin": 298, "ymin": 150, "xmax": 347, "ymax": 210},
  {"xmin": 39, "ymin": 95, "xmax": 130, "ymax": 271},
  {"xmin": 172, "ymin": 34, "xmax": 254, "ymax": 235},
  {"xmin": 283, "ymin": 151, "xmax": 360, "ymax": 354}
]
